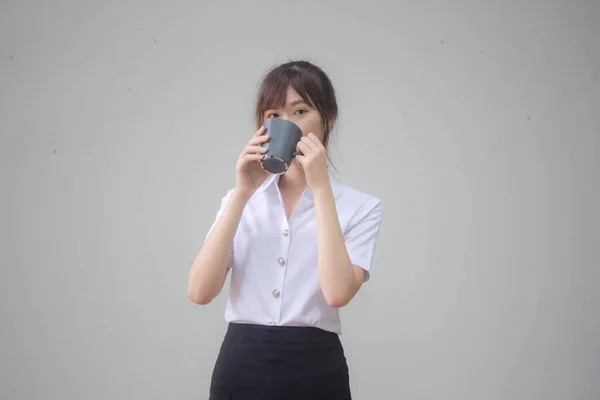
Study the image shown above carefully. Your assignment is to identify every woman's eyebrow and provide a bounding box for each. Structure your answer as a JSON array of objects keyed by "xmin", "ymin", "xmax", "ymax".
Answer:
[{"xmin": 287, "ymin": 99, "xmax": 308, "ymax": 107}]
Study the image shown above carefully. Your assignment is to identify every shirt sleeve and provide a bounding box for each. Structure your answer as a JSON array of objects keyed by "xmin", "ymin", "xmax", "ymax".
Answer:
[
  {"xmin": 344, "ymin": 198, "xmax": 383, "ymax": 282},
  {"xmin": 204, "ymin": 189, "xmax": 235, "ymax": 269}
]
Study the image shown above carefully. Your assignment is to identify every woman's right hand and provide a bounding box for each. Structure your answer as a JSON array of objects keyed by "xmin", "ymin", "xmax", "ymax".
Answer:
[{"xmin": 235, "ymin": 126, "xmax": 270, "ymax": 197}]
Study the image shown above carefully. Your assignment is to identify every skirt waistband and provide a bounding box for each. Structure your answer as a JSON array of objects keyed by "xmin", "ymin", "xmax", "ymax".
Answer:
[{"xmin": 224, "ymin": 322, "xmax": 340, "ymax": 347}]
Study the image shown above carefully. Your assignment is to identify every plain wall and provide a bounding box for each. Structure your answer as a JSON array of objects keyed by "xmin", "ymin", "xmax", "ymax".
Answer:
[{"xmin": 1, "ymin": 1, "xmax": 599, "ymax": 399}]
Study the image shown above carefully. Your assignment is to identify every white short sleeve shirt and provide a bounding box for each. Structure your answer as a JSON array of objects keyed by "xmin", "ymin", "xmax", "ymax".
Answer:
[{"xmin": 205, "ymin": 171, "xmax": 383, "ymax": 334}]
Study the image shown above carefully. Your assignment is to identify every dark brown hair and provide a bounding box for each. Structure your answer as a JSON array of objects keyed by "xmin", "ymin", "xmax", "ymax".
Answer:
[{"xmin": 254, "ymin": 60, "xmax": 338, "ymax": 149}]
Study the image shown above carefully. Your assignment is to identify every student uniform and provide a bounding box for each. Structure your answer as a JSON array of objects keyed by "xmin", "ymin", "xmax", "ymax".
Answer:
[{"xmin": 205, "ymin": 171, "xmax": 383, "ymax": 400}]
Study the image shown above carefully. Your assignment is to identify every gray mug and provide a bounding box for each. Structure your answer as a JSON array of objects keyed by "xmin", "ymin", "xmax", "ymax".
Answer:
[{"xmin": 260, "ymin": 119, "xmax": 303, "ymax": 174}]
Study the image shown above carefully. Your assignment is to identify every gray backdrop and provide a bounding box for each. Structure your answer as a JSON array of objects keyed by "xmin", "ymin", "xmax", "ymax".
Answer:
[{"xmin": 1, "ymin": 1, "xmax": 599, "ymax": 399}]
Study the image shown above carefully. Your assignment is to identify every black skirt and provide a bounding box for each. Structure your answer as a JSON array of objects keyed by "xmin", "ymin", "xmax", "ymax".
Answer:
[{"xmin": 209, "ymin": 323, "xmax": 352, "ymax": 400}]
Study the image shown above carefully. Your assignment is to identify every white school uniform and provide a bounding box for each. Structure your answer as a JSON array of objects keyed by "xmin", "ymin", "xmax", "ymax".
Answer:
[{"xmin": 205, "ymin": 171, "xmax": 382, "ymax": 334}]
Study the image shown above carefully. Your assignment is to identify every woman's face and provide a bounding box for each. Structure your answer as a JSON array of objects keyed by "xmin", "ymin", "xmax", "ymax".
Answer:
[{"xmin": 262, "ymin": 86, "xmax": 328, "ymax": 144}]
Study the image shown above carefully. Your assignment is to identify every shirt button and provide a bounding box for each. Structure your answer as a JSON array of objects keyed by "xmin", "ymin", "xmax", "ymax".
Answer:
[
  {"xmin": 283, "ymin": 229, "xmax": 289, "ymax": 237},
  {"xmin": 272, "ymin": 289, "xmax": 280, "ymax": 298},
  {"xmin": 277, "ymin": 257, "xmax": 285, "ymax": 266}
]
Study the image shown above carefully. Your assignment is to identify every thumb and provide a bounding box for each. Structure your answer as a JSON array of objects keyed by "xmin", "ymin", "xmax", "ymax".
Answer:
[{"xmin": 293, "ymin": 157, "xmax": 304, "ymax": 168}]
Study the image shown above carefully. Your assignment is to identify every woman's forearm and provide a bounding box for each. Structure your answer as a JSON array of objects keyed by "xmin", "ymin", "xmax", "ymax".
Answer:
[
  {"xmin": 313, "ymin": 185, "xmax": 361, "ymax": 308},
  {"xmin": 187, "ymin": 189, "xmax": 250, "ymax": 304}
]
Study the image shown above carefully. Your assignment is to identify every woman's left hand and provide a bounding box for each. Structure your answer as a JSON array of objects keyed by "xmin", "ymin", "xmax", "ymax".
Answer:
[{"xmin": 294, "ymin": 133, "xmax": 330, "ymax": 192}]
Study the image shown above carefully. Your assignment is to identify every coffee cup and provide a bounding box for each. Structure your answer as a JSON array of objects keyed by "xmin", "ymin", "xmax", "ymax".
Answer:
[{"xmin": 260, "ymin": 119, "xmax": 303, "ymax": 174}]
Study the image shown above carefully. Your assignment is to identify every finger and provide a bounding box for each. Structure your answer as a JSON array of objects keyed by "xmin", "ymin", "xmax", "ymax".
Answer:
[
  {"xmin": 241, "ymin": 153, "xmax": 265, "ymax": 163},
  {"xmin": 300, "ymin": 135, "xmax": 315, "ymax": 149},
  {"xmin": 296, "ymin": 140, "xmax": 312, "ymax": 155},
  {"xmin": 244, "ymin": 145, "xmax": 267, "ymax": 155},
  {"xmin": 248, "ymin": 134, "xmax": 270, "ymax": 146},
  {"xmin": 306, "ymin": 133, "xmax": 324, "ymax": 148},
  {"xmin": 294, "ymin": 154, "xmax": 306, "ymax": 167},
  {"xmin": 253, "ymin": 126, "xmax": 266, "ymax": 137}
]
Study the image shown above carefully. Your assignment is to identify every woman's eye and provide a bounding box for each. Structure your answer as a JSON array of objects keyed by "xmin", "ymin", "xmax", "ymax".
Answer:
[
  {"xmin": 267, "ymin": 113, "xmax": 279, "ymax": 119},
  {"xmin": 294, "ymin": 109, "xmax": 307, "ymax": 115}
]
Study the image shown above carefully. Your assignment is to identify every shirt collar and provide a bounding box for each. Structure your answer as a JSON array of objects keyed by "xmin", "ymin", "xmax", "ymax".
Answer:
[{"xmin": 252, "ymin": 168, "xmax": 341, "ymax": 199}]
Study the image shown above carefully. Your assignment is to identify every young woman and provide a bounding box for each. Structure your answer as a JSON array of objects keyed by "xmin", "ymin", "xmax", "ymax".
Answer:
[{"xmin": 188, "ymin": 60, "xmax": 383, "ymax": 400}]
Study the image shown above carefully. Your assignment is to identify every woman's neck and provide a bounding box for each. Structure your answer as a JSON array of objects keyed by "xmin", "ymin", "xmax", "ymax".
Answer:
[{"xmin": 278, "ymin": 164, "xmax": 307, "ymax": 193}]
